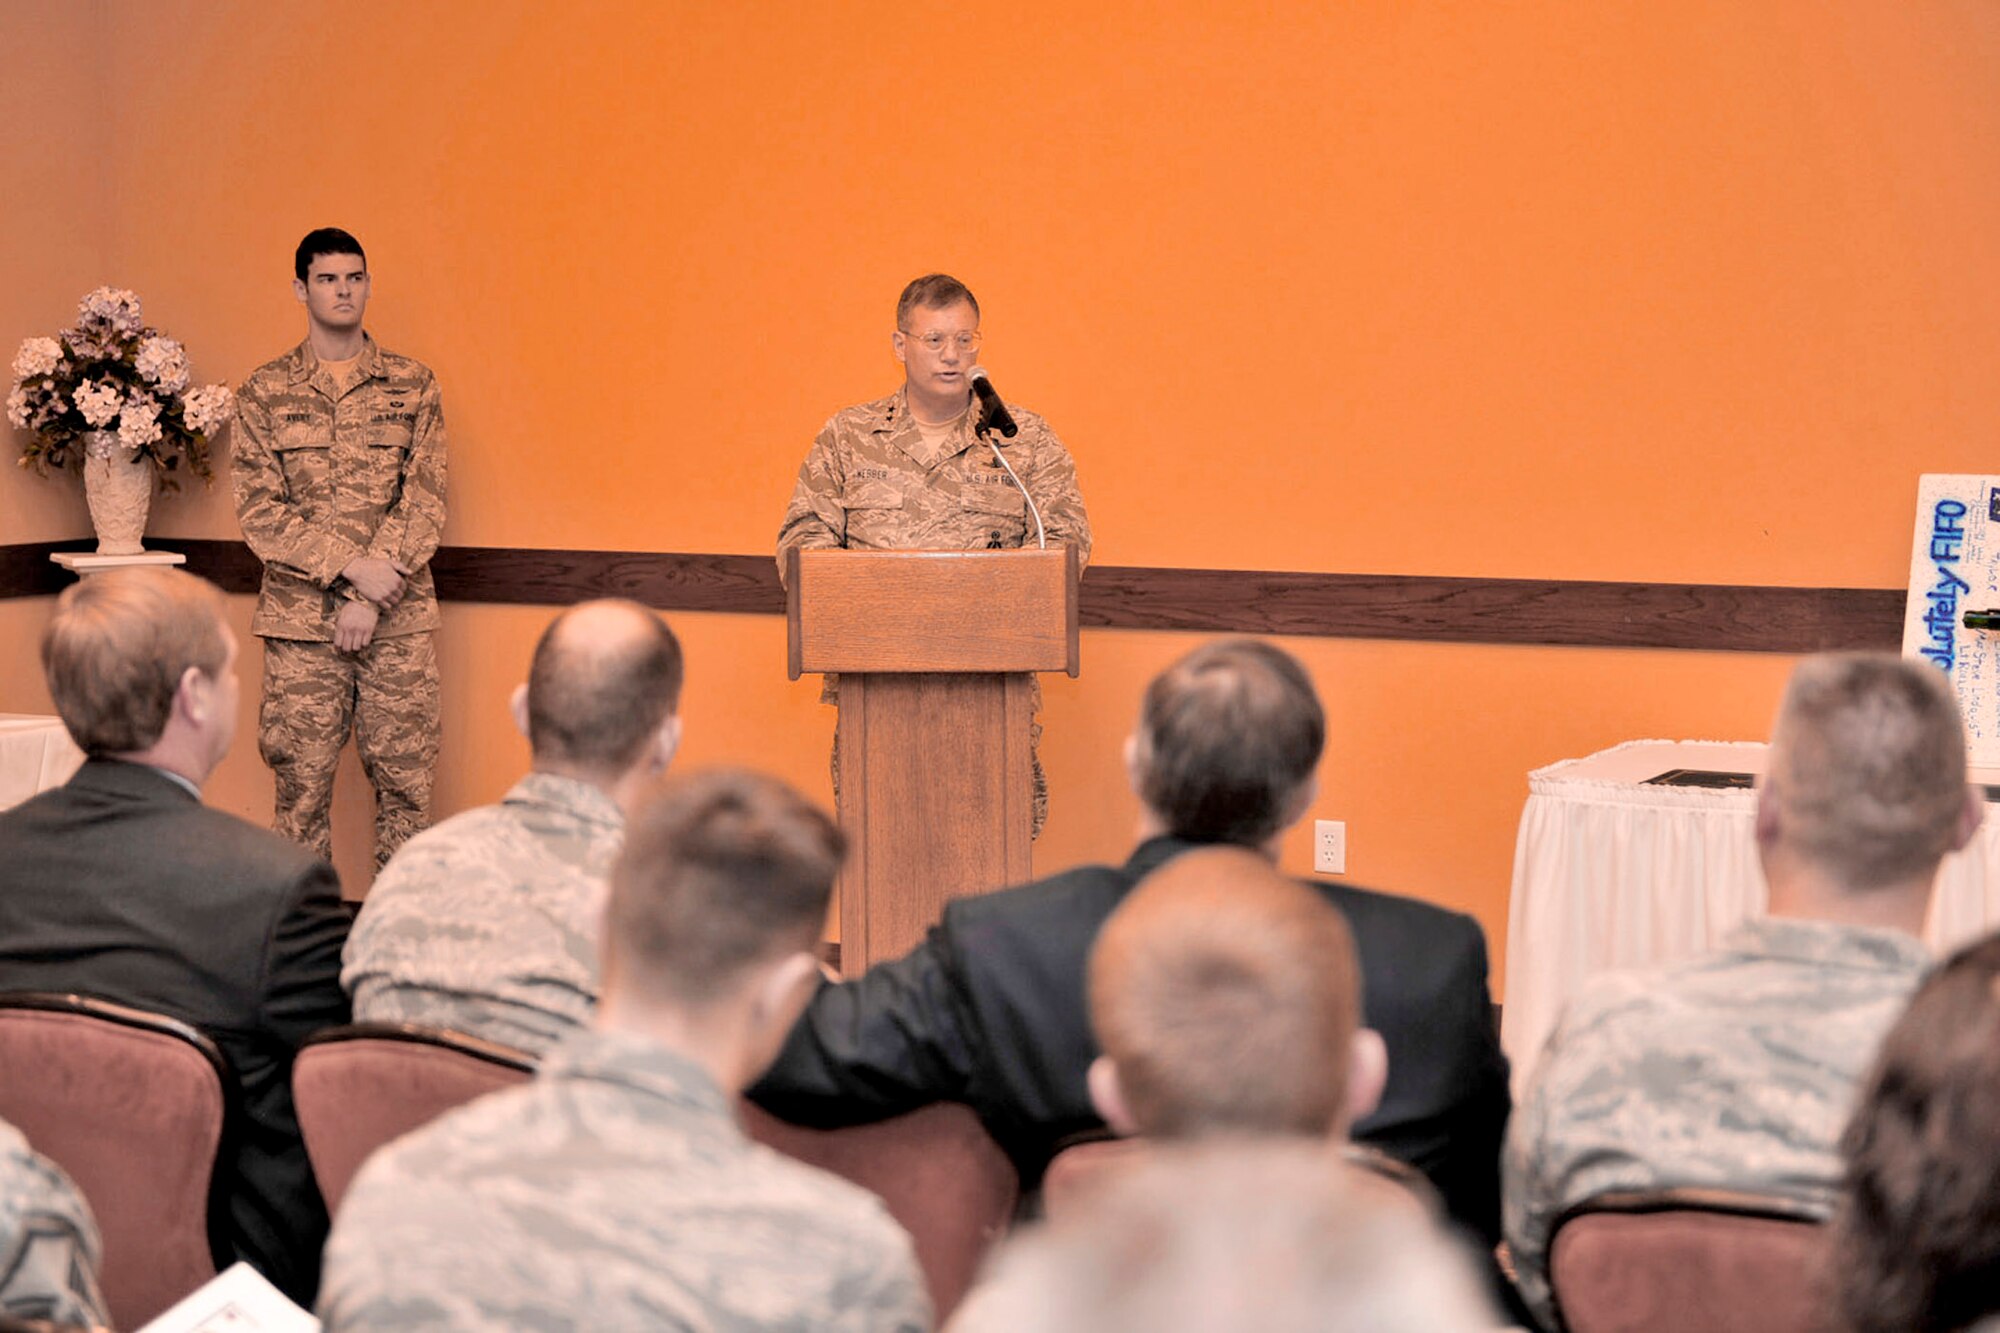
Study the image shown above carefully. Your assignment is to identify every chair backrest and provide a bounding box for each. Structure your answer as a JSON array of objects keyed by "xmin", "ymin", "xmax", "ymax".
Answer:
[
  {"xmin": 1549, "ymin": 1189, "xmax": 1837, "ymax": 1333},
  {"xmin": 0, "ymin": 991, "xmax": 232, "ymax": 1329},
  {"xmin": 293, "ymin": 1023, "xmax": 535, "ymax": 1215},
  {"xmin": 740, "ymin": 1101, "xmax": 1018, "ymax": 1322}
]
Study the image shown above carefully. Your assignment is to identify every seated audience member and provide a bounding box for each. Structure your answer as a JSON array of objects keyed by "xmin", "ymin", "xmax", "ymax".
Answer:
[
  {"xmin": 0, "ymin": 568, "xmax": 349, "ymax": 1302},
  {"xmin": 1085, "ymin": 845, "xmax": 1387, "ymax": 1149},
  {"xmin": 343, "ymin": 599, "xmax": 683, "ymax": 1053},
  {"xmin": 1832, "ymin": 930, "xmax": 2000, "ymax": 1333},
  {"xmin": 949, "ymin": 1140, "xmax": 1501, "ymax": 1333},
  {"xmin": 319, "ymin": 770, "xmax": 929, "ymax": 1331},
  {"xmin": 0, "ymin": 1118, "xmax": 105, "ymax": 1327},
  {"xmin": 1505, "ymin": 652, "xmax": 1981, "ymax": 1330},
  {"xmin": 752, "ymin": 638, "xmax": 1510, "ymax": 1244}
]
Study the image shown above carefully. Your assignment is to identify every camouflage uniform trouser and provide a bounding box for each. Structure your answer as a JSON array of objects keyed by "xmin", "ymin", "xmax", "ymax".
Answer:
[
  {"xmin": 259, "ymin": 632, "xmax": 440, "ymax": 871},
  {"xmin": 824, "ymin": 674, "xmax": 1048, "ymax": 839}
]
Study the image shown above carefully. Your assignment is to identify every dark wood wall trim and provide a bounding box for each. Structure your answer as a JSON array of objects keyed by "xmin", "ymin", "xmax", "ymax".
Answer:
[
  {"xmin": 0, "ymin": 539, "xmax": 1906, "ymax": 654},
  {"xmin": 1077, "ymin": 566, "xmax": 1903, "ymax": 652}
]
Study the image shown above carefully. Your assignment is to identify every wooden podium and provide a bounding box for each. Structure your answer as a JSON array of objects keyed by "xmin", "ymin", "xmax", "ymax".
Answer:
[{"xmin": 787, "ymin": 547, "xmax": 1080, "ymax": 972}]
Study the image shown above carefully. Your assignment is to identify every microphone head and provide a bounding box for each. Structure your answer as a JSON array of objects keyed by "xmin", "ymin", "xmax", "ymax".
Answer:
[{"xmin": 965, "ymin": 366, "xmax": 1018, "ymax": 436}]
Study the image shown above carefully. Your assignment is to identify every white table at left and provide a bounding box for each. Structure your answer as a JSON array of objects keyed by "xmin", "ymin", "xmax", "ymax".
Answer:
[{"xmin": 0, "ymin": 715, "xmax": 84, "ymax": 811}]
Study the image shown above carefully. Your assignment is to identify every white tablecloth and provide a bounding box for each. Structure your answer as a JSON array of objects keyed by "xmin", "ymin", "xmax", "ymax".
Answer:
[
  {"xmin": 0, "ymin": 715, "xmax": 83, "ymax": 811},
  {"xmin": 1501, "ymin": 739, "xmax": 2000, "ymax": 1099}
]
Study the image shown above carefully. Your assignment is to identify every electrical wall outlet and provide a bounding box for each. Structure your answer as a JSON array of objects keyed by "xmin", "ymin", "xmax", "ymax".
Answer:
[{"xmin": 1314, "ymin": 819, "xmax": 1346, "ymax": 874}]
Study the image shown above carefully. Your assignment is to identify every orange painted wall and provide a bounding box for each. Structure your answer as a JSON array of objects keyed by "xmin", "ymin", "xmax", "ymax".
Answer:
[{"xmin": 6, "ymin": 2, "xmax": 2000, "ymax": 982}]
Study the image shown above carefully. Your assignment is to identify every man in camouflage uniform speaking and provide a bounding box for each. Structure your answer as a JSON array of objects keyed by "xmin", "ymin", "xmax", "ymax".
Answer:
[
  {"xmin": 233, "ymin": 228, "xmax": 445, "ymax": 871},
  {"xmin": 776, "ymin": 274, "xmax": 1089, "ymax": 835}
]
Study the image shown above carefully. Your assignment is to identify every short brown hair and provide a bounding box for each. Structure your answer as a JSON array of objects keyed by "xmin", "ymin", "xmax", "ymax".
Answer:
[
  {"xmin": 1833, "ymin": 931, "xmax": 2000, "ymax": 1333},
  {"xmin": 605, "ymin": 769, "xmax": 843, "ymax": 1007},
  {"xmin": 895, "ymin": 273, "xmax": 979, "ymax": 327},
  {"xmin": 1089, "ymin": 847, "xmax": 1361, "ymax": 1139},
  {"xmin": 1134, "ymin": 639, "xmax": 1325, "ymax": 846},
  {"xmin": 1766, "ymin": 653, "xmax": 1969, "ymax": 891},
  {"xmin": 524, "ymin": 600, "xmax": 683, "ymax": 775},
  {"xmin": 294, "ymin": 226, "xmax": 365, "ymax": 282},
  {"xmin": 42, "ymin": 567, "xmax": 229, "ymax": 754}
]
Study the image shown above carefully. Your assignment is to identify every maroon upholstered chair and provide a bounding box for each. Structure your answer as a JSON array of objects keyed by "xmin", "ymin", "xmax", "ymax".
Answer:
[
  {"xmin": 0, "ymin": 991, "xmax": 234, "ymax": 1329},
  {"xmin": 292, "ymin": 1022, "xmax": 535, "ymax": 1215},
  {"xmin": 1548, "ymin": 1189, "xmax": 1837, "ymax": 1333},
  {"xmin": 740, "ymin": 1101, "xmax": 1018, "ymax": 1321}
]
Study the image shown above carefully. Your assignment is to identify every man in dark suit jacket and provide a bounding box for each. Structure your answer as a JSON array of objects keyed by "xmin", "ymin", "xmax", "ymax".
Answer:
[
  {"xmin": 750, "ymin": 639, "xmax": 1511, "ymax": 1244},
  {"xmin": 0, "ymin": 568, "xmax": 350, "ymax": 1303}
]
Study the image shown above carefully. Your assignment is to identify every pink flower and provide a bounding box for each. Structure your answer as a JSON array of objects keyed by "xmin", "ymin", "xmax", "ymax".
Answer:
[
  {"xmin": 117, "ymin": 395, "xmax": 163, "ymax": 449},
  {"xmin": 76, "ymin": 287, "xmax": 143, "ymax": 335},
  {"xmin": 181, "ymin": 383, "xmax": 234, "ymax": 435},
  {"xmin": 135, "ymin": 335, "xmax": 191, "ymax": 393},
  {"xmin": 74, "ymin": 379, "xmax": 124, "ymax": 428},
  {"xmin": 11, "ymin": 337, "xmax": 60, "ymax": 381}
]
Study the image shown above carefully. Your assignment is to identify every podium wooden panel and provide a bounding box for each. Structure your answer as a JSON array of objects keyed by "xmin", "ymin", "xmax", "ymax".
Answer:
[{"xmin": 788, "ymin": 548, "xmax": 1079, "ymax": 971}]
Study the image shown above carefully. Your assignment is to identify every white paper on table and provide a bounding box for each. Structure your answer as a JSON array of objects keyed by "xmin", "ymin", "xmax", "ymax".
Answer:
[
  {"xmin": 134, "ymin": 1262, "xmax": 319, "ymax": 1333},
  {"xmin": 1903, "ymin": 474, "xmax": 2000, "ymax": 766}
]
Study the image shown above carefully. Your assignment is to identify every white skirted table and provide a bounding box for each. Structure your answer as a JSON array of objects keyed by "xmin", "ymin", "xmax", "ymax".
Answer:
[
  {"xmin": 1501, "ymin": 739, "xmax": 2000, "ymax": 1099},
  {"xmin": 0, "ymin": 715, "xmax": 84, "ymax": 811}
]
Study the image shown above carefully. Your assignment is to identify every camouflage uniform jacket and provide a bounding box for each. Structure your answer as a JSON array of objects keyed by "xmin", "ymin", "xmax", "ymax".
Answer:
[
  {"xmin": 341, "ymin": 772, "xmax": 621, "ymax": 1056},
  {"xmin": 317, "ymin": 1027, "xmax": 933, "ymax": 1332},
  {"xmin": 0, "ymin": 1117, "xmax": 107, "ymax": 1327},
  {"xmin": 776, "ymin": 386, "xmax": 1091, "ymax": 582},
  {"xmin": 1502, "ymin": 916, "xmax": 1930, "ymax": 1330},
  {"xmin": 233, "ymin": 335, "xmax": 446, "ymax": 641}
]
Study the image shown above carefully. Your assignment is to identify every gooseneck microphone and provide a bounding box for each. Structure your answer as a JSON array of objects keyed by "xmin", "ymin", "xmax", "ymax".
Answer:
[
  {"xmin": 966, "ymin": 367, "xmax": 1045, "ymax": 549},
  {"xmin": 967, "ymin": 366, "xmax": 1018, "ymax": 438}
]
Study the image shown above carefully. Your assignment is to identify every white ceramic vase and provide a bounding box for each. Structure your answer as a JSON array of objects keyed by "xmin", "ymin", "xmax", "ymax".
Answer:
[{"xmin": 81, "ymin": 430, "xmax": 153, "ymax": 556}]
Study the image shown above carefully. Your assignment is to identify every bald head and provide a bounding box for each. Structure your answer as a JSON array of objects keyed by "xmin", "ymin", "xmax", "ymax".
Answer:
[
  {"xmin": 1089, "ymin": 847, "xmax": 1365, "ymax": 1140},
  {"xmin": 1763, "ymin": 653, "xmax": 1974, "ymax": 896},
  {"xmin": 524, "ymin": 600, "xmax": 683, "ymax": 779}
]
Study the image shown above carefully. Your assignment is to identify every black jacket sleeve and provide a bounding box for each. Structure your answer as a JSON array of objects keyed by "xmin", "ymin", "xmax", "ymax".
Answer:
[{"xmin": 748, "ymin": 927, "xmax": 980, "ymax": 1124}]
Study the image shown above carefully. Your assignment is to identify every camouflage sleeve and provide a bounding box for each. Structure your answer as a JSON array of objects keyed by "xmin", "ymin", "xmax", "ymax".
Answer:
[
  {"xmin": 1501, "ymin": 1018, "xmax": 1564, "ymax": 1331},
  {"xmin": 367, "ymin": 370, "xmax": 447, "ymax": 573},
  {"xmin": 825, "ymin": 1220, "xmax": 932, "ymax": 1333},
  {"xmin": 776, "ymin": 420, "xmax": 849, "ymax": 586},
  {"xmin": 231, "ymin": 382, "xmax": 367, "ymax": 588},
  {"xmin": 0, "ymin": 1141, "xmax": 108, "ymax": 1328},
  {"xmin": 1024, "ymin": 418, "xmax": 1090, "ymax": 570}
]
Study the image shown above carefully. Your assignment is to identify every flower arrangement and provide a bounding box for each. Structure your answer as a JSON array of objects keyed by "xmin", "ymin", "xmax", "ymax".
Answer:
[{"xmin": 8, "ymin": 286, "xmax": 231, "ymax": 490}]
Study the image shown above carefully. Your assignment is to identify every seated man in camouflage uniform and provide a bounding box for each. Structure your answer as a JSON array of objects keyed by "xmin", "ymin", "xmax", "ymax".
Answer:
[
  {"xmin": 319, "ymin": 771, "xmax": 930, "ymax": 1332},
  {"xmin": 776, "ymin": 273, "xmax": 1090, "ymax": 836},
  {"xmin": 1505, "ymin": 652, "xmax": 1985, "ymax": 1330},
  {"xmin": 342, "ymin": 600, "xmax": 683, "ymax": 1055}
]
